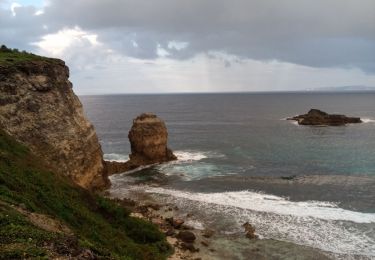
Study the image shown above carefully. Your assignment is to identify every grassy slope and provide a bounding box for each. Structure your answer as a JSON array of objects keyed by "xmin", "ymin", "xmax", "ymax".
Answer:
[
  {"xmin": 0, "ymin": 130, "xmax": 171, "ymax": 259},
  {"xmin": 0, "ymin": 46, "xmax": 60, "ymax": 66}
]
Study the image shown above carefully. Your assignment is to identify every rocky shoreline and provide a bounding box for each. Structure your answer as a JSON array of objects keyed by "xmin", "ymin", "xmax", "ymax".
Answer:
[
  {"xmin": 106, "ymin": 184, "xmax": 334, "ymax": 260},
  {"xmin": 111, "ymin": 194, "xmax": 221, "ymax": 260}
]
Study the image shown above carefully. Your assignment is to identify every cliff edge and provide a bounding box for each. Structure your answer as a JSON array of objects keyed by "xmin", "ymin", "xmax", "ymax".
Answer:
[{"xmin": 0, "ymin": 48, "xmax": 108, "ymax": 189}]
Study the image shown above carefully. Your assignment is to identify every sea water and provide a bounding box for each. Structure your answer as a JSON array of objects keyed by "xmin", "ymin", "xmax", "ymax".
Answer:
[{"xmin": 81, "ymin": 92, "xmax": 375, "ymax": 259}]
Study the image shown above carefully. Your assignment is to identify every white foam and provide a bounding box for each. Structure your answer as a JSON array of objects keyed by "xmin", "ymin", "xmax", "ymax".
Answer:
[
  {"xmin": 155, "ymin": 150, "xmax": 236, "ymax": 181},
  {"xmin": 173, "ymin": 150, "xmax": 225, "ymax": 162},
  {"xmin": 184, "ymin": 219, "xmax": 205, "ymax": 230},
  {"xmin": 146, "ymin": 188, "xmax": 375, "ymax": 224},
  {"xmin": 362, "ymin": 118, "xmax": 375, "ymax": 123},
  {"xmin": 290, "ymin": 121, "xmax": 299, "ymax": 125},
  {"xmin": 103, "ymin": 153, "xmax": 129, "ymax": 162},
  {"xmin": 141, "ymin": 187, "xmax": 375, "ymax": 257}
]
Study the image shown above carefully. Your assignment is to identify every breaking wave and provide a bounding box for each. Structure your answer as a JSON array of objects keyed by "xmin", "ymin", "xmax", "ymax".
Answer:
[
  {"xmin": 144, "ymin": 187, "xmax": 375, "ymax": 257},
  {"xmin": 103, "ymin": 153, "xmax": 129, "ymax": 162},
  {"xmin": 362, "ymin": 118, "xmax": 375, "ymax": 123}
]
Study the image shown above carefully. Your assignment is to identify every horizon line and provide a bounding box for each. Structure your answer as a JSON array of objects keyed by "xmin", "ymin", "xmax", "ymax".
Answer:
[{"xmin": 77, "ymin": 89, "xmax": 375, "ymax": 96}]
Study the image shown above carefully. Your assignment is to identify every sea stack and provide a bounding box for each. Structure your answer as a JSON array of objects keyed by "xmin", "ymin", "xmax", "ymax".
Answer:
[
  {"xmin": 104, "ymin": 113, "xmax": 177, "ymax": 175},
  {"xmin": 0, "ymin": 58, "xmax": 109, "ymax": 190},
  {"xmin": 128, "ymin": 113, "xmax": 177, "ymax": 166},
  {"xmin": 288, "ymin": 109, "xmax": 362, "ymax": 126}
]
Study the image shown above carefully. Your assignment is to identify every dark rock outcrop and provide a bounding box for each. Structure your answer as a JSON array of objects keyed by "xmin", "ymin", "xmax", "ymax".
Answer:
[
  {"xmin": 243, "ymin": 222, "xmax": 258, "ymax": 239},
  {"xmin": 287, "ymin": 109, "xmax": 362, "ymax": 126},
  {"xmin": 104, "ymin": 160, "xmax": 130, "ymax": 175},
  {"xmin": 0, "ymin": 59, "xmax": 109, "ymax": 190},
  {"xmin": 176, "ymin": 231, "xmax": 196, "ymax": 243},
  {"xmin": 105, "ymin": 113, "xmax": 176, "ymax": 174}
]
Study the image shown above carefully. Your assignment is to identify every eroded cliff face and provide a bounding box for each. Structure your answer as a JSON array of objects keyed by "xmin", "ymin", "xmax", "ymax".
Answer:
[{"xmin": 0, "ymin": 59, "xmax": 109, "ymax": 189}]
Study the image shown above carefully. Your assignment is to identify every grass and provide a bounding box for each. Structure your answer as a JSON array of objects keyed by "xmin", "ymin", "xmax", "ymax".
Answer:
[
  {"xmin": 0, "ymin": 130, "xmax": 171, "ymax": 259},
  {"xmin": 0, "ymin": 203, "xmax": 59, "ymax": 259},
  {"xmin": 0, "ymin": 45, "xmax": 60, "ymax": 66}
]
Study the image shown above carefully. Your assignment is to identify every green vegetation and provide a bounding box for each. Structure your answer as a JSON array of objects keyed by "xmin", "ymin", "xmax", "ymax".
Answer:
[
  {"xmin": 0, "ymin": 45, "xmax": 60, "ymax": 66},
  {"xmin": 0, "ymin": 130, "xmax": 171, "ymax": 259}
]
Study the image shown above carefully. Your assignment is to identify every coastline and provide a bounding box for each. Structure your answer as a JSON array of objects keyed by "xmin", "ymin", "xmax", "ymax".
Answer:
[
  {"xmin": 106, "ymin": 173, "xmax": 362, "ymax": 260},
  {"xmin": 106, "ymin": 168, "xmax": 375, "ymax": 260}
]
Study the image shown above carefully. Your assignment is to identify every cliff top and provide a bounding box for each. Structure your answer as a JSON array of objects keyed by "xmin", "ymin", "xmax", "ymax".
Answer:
[
  {"xmin": 0, "ymin": 44, "xmax": 62, "ymax": 67},
  {"xmin": 133, "ymin": 113, "xmax": 161, "ymax": 123}
]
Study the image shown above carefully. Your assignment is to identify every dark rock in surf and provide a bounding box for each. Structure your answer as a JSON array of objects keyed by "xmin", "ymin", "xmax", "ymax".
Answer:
[
  {"xmin": 243, "ymin": 222, "xmax": 258, "ymax": 239},
  {"xmin": 176, "ymin": 231, "xmax": 196, "ymax": 243},
  {"xmin": 180, "ymin": 242, "xmax": 199, "ymax": 252},
  {"xmin": 202, "ymin": 228, "xmax": 215, "ymax": 238}
]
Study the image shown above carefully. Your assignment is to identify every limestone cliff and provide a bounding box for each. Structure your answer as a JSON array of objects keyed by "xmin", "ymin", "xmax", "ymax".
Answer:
[{"xmin": 0, "ymin": 58, "xmax": 108, "ymax": 189}]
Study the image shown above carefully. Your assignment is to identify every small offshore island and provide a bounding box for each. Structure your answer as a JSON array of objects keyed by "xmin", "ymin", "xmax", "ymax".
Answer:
[{"xmin": 288, "ymin": 109, "xmax": 362, "ymax": 126}]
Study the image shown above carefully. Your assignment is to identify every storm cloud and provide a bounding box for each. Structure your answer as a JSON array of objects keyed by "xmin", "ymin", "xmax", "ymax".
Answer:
[
  {"xmin": 41, "ymin": 0, "xmax": 375, "ymax": 72},
  {"xmin": 1, "ymin": 0, "xmax": 375, "ymax": 93}
]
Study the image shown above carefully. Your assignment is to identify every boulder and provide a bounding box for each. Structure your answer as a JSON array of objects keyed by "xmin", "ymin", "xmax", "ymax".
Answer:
[
  {"xmin": 243, "ymin": 222, "xmax": 258, "ymax": 239},
  {"xmin": 180, "ymin": 242, "xmax": 199, "ymax": 252},
  {"xmin": 166, "ymin": 217, "xmax": 185, "ymax": 229},
  {"xmin": 176, "ymin": 231, "xmax": 196, "ymax": 243},
  {"xmin": 287, "ymin": 109, "xmax": 362, "ymax": 126},
  {"xmin": 202, "ymin": 228, "xmax": 215, "ymax": 238}
]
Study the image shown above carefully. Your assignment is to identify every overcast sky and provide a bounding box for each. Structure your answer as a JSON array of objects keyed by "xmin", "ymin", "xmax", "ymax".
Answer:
[{"xmin": 1, "ymin": 0, "xmax": 375, "ymax": 94}]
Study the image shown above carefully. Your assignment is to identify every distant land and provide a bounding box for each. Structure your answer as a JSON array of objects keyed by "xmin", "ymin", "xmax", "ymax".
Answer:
[{"xmin": 308, "ymin": 86, "xmax": 375, "ymax": 92}]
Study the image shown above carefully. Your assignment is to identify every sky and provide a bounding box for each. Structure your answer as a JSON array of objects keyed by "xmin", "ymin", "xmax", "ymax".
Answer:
[{"xmin": 1, "ymin": 0, "xmax": 375, "ymax": 94}]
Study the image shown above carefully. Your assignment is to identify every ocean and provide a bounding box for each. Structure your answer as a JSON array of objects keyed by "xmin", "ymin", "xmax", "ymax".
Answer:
[{"xmin": 81, "ymin": 93, "xmax": 375, "ymax": 259}]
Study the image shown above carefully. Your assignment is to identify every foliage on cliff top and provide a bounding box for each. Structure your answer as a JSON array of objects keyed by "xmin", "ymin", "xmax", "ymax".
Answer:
[
  {"xmin": 0, "ymin": 45, "xmax": 61, "ymax": 66},
  {"xmin": 0, "ymin": 130, "xmax": 171, "ymax": 259}
]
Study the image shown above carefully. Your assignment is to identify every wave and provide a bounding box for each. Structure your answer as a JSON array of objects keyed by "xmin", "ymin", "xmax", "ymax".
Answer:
[
  {"xmin": 174, "ymin": 150, "xmax": 225, "ymax": 162},
  {"xmin": 174, "ymin": 150, "xmax": 208, "ymax": 162},
  {"xmin": 104, "ymin": 150, "xmax": 222, "ymax": 163},
  {"xmin": 143, "ymin": 187, "xmax": 375, "ymax": 257},
  {"xmin": 157, "ymin": 150, "xmax": 237, "ymax": 181},
  {"xmin": 362, "ymin": 118, "xmax": 375, "ymax": 123},
  {"xmin": 147, "ymin": 188, "xmax": 375, "ymax": 223},
  {"xmin": 103, "ymin": 153, "xmax": 129, "ymax": 162}
]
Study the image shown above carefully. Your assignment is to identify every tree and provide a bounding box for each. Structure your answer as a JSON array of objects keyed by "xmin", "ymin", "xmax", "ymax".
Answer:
[{"xmin": 0, "ymin": 45, "xmax": 12, "ymax": 52}]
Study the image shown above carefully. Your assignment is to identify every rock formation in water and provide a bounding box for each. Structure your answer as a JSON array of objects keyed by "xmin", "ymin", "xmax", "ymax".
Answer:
[
  {"xmin": 0, "ymin": 58, "xmax": 109, "ymax": 189},
  {"xmin": 128, "ymin": 113, "xmax": 177, "ymax": 165},
  {"xmin": 105, "ymin": 113, "xmax": 177, "ymax": 174},
  {"xmin": 287, "ymin": 109, "xmax": 362, "ymax": 126}
]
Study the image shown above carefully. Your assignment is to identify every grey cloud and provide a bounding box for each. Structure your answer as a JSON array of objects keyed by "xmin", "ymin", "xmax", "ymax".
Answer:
[
  {"xmin": 0, "ymin": 6, "xmax": 49, "ymax": 50},
  {"xmin": 2, "ymin": 0, "xmax": 375, "ymax": 72}
]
